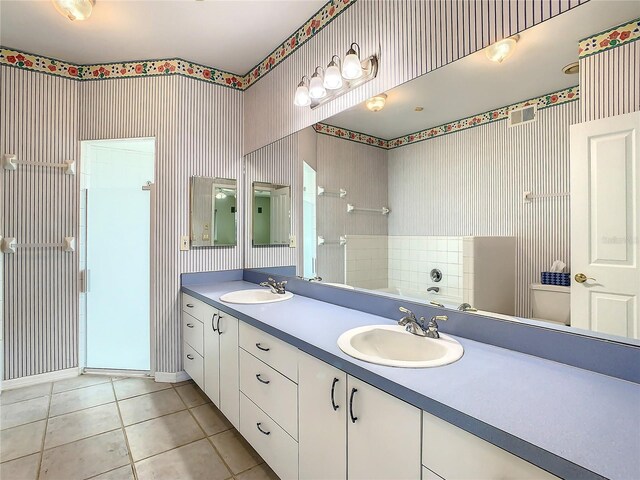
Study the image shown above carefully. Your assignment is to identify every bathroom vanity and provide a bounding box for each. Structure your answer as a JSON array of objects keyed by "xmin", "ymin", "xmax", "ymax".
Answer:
[{"xmin": 181, "ymin": 272, "xmax": 639, "ymax": 480}]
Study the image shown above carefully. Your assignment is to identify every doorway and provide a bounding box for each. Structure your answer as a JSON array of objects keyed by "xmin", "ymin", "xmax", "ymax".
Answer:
[{"xmin": 80, "ymin": 138, "xmax": 155, "ymax": 372}]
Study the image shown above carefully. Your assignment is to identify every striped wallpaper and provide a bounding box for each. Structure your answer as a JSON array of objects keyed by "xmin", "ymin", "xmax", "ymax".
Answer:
[{"xmin": 243, "ymin": 0, "xmax": 588, "ymax": 154}]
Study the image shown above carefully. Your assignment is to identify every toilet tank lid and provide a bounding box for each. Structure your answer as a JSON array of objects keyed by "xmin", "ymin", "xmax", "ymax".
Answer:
[{"xmin": 530, "ymin": 283, "xmax": 571, "ymax": 293}]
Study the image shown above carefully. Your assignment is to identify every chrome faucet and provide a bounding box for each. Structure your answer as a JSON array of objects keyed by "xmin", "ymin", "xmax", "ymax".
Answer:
[
  {"xmin": 397, "ymin": 307, "xmax": 428, "ymax": 337},
  {"xmin": 458, "ymin": 303, "xmax": 477, "ymax": 312},
  {"xmin": 259, "ymin": 277, "xmax": 288, "ymax": 295},
  {"xmin": 424, "ymin": 315, "xmax": 448, "ymax": 339},
  {"xmin": 309, "ymin": 276, "xmax": 323, "ymax": 282}
]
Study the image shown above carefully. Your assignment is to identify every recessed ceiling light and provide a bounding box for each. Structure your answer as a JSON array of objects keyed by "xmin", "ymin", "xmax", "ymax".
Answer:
[
  {"xmin": 52, "ymin": 0, "xmax": 95, "ymax": 21},
  {"xmin": 562, "ymin": 62, "xmax": 579, "ymax": 75},
  {"xmin": 414, "ymin": 107, "xmax": 424, "ymax": 112},
  {"xmin": 485, "ymin": 34, "xmax": 520, "ymax": 63},
  {"xmin": 366, "ymin": 94, "xmax": 387, "ymax": 112}
]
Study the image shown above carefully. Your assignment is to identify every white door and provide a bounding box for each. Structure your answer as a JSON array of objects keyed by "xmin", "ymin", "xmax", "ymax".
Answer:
[
  {"xmin": 298, "ymin": 352, "xmax": 347, "ymax": 480},
  {"xmin": 204, "ymin": 310, "xmax": 221, "ymax": 406},
  {"xmin": 347, "ymin": 376, "xmax": 421, "ymax": 480},
  {"xmin": 570, "ymin": 111, "xmax": 640, "ymax": 339},
  {"xmin": 218, "ymin": 312, "xmax": 239, "ymax": 428}
]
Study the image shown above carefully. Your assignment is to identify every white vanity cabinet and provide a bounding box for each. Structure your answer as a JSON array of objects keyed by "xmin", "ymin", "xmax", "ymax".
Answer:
[
  {"xmin": 298, "ymin": 352, "xmax": 422, "ymax": 480},
  {"xmin": 182, "ymin": 293, "xmax": 239, "ymax": 428},
  {"xmin": 422, "ymin": 412, "xmax": 559, "ymax": 479}
]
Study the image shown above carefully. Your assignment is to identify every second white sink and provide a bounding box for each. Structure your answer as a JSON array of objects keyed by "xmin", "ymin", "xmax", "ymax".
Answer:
[
  {"xmin": 337, "ymin": 325, "xmax": 463, "ymax": 368},
  {"xmin": 219, "ymin": 289, "xmax": 294, "ymax": 304}
]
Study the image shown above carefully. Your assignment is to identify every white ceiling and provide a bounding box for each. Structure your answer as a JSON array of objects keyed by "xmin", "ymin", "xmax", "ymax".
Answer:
[
  {"xmin": 326, "ymin": 0, "xmax": 640, "ymax": 140},
  {"xmin": 0, "ymin": 0, "xmax": 325, "ymax": 74}
]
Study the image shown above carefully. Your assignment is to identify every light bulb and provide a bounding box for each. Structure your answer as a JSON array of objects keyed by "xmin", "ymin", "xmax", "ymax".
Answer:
[
  {"xmin": 309, "ymin": 71, "xmax": 326, "ymax": 99},
  {"xmin": 366, "ymin": 94, "xmax": 387, "ymax": 112},
  {"xmin": 52, "ymin": 0, "xmax": 94, "ymax": 21},
  {"xmin": 294, "ymin": 79, "xmax": 311, "ymax": 107},
  {"xmin": 324, "ymin": 57, "xmax": 343, "ymax": 90},
  {"xmin": 485, "ymin": 35, "xmax": 518, "ymax": 63},
  {"xmin": 342, "ymin": 43, "xmax": 363, "ymax": 80}
]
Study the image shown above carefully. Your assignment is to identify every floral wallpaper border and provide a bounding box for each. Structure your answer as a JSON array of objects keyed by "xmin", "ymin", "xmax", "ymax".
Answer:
[
  {"xmin": 0, "ymin": 0, "xmax": 357, "ymax": 90},
  {"xmin": 315, "ymin": 86, "xmax": 580, "ymax": 150},
  {"xmin": 578, "ymin": 17, "xmax": 640, "ymax": 59}
]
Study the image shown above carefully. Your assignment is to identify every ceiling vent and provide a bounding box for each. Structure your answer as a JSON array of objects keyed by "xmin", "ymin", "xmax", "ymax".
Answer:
[{"xmin": 507, "ymin": 104, "xmax": 537, "ymax": 127}]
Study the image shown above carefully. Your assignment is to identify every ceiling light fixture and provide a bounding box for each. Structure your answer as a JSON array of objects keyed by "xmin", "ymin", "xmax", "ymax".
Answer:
[
  {"xmin": 485, "ymin": 34, "xmax": 519, "ymax": 63},
  {"xmin": 366, "ymin": 94, "xmax": 387, "ymax": 112},
  {"xmin": 52, "ymin": 0, "xmax": 95, "ymax": 21},
  {"xmin": 562, "ymin": 62, "xmax": 579, "ymax": 75},
  {"xmin": 414, "ymin": 107, "xmax": 424, "ymax": 112},
  {"xmin": 293, "ymin": 42, "xmax": 378, "ymax": 109}
]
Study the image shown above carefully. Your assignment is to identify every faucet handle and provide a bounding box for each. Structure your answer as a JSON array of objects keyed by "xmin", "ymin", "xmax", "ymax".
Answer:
[
  {"xmin": 399, "ymin": 306, "xmax": 414, "ymax": 315},
  {"xmin": 433, "ymin": 315, "xmax": 448, "ymax": 322}
]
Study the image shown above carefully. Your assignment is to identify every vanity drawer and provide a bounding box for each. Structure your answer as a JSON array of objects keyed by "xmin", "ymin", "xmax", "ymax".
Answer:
[
  {"xmin": 239, "ymin": 348, "xmax": 298, "ymax": 439},
  {"xmin": 422, "ymin": 412, "xmax": 558, "ymax": 479},
  {"xmin": 240, "ymin": 393, "xmax": 298, "ymax": 480},
  {"xmin": 182, "ymin": 312, "xmax": 204, "ymax": 355},
  {"xmin": 183, "ymin": 342, "xmax": 204, "ymax": 389},
  {"xmin": 182, "ymin": 293, "xmax": 217, "ymax": 325},
  {"xmin": 239, "ymin": 322, "xmax": 298, "ymax": 382}
]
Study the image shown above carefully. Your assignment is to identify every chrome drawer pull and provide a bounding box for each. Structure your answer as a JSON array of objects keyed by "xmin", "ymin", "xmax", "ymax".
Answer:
[
  {"xmin": 256, "ymin": 423, "xmax": 271, "ymax": 436},
  {"xmin": 186, "ymin": 354, "xmax": 194, "ymax": 360},
  {"xmin": 256, "ymin": 373, "xmax": 270, "ymax": 384},
  {"xmin": 349, "ymin": 388, "xmax": 358, "ymax": 423},
  {"xmin": 186, "ymin": 304, "xmax": 194, "ymax": 308},
  {"xmin": 186, "ymin": 323, "xmax": 194, "ymax": 328},
  {"xmin": 331, "ymin": 377, "xmax": 340, "ymax": 411},
  {"xmin": 255, "ymin": 343, "xmax": 270, "ymax": 352}
]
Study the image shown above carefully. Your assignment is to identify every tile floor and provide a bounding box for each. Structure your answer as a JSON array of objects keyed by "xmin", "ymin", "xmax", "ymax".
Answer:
[{"xmin": 0, "ymin": 376, "xmax": 279, "ymax": 480}]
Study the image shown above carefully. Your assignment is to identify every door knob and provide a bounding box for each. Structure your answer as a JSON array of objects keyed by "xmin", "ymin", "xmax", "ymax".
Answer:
[{"xmin": 575, "ymin": 273, "xmax": 595, "ymax": 284}]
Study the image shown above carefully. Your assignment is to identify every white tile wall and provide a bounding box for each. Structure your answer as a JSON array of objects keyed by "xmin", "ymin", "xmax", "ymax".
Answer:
[{"xmin": 344, "ymin": 235, "xmax": 388, "ymax": 290}]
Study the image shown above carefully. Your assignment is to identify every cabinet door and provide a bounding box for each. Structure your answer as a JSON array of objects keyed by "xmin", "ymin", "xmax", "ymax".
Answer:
[
  {"xmin": 218, "ymin": 312, "xmax": 239, "ymax": 428},
  {"xmin": 347, "ymin": 376, "xmax": 421, "ymax": 480},
  {"xmin": 299, "ymin": 352, "xmax": 347, "ymax": 480},
  {"xmin": 203, "ymin": 309, "xmax": 220, "ymax": 406}
]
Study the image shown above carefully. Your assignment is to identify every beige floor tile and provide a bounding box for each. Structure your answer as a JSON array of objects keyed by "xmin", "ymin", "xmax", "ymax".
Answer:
[
  {"xmin": 0, "ymin": 453, "xmax": 40, "ymax": 480},
  {"xmin": 236, "ymin": 463, "xmax": 280, "ymax": 480},
  {"xmin": 44, "ymin": 402, "xmax": 121, "ymax": 449},
  {"xmin": 119, "ymin": 388, "xmax": 186, "ymax": 426},
  {"xmin": 0, "ymin": 395, "xmax": 50, "ymax": 430},
  {"xmin": 0, "ymin": 383, "xmax": 51, "ymax": 406},
  {"xmin": 190, "ymin": 403, "xmax": 232, "ymax": 436},
  {"xmin": 52, "ymin": 374, "xmax": 111, "ymax": 393},
  {"xmin": 175, "ymin": 383, "xmax": 208, "ymax": 408},
  {"xmin": 113, "ymin": 378, "xmax": 171, "ymax": 400},
  {"xmin": 135, "ymin": 438, "xmax": 231, "ymax": 480},
  {"xmin": 0, "ymin": 420, "xmax": 46, "ymax": 462},
  {"xmin": 125, "ymin": 410, "xmax": 204, "ymax": 461},
  {"xmin": 89, "ymin": 464, "xmax": 135, "ymax": 480},
  {"xmin": 210, "ymin": 429, "xmax": 262, "ymax": 474},
  {"xmin": 39, "ymin": 429, "xmax": 129, "ymax": 480},
  {"xmin": 49, "ymin": 382, "xmax": 115, "ymax": 417},
  {"xmin": 173, "ymin": 379, "xmax": 195, "ymax": 387}
]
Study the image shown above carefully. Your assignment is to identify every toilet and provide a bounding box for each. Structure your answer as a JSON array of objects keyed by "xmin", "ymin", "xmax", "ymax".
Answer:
[{"xmin": 530, "ymin": 283, "xmax": 571, "ymax": 326}]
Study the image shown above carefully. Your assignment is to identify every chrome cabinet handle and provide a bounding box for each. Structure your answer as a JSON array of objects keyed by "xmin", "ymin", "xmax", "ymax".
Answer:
[
  {"xmin": 211, "ymin": 313, "xmax": 218, "ymax": 332},
  {"xmin": 186, "ymin": 354, "xmax": 194, "ymax": 360},
  {"xmin": 349, "ymin": 388, "xmax": 358, "ymax": 423},
  {"xmin": 256, "ymin": 423, "xmax": 271, "ymax": 436},
  {"xmin": 256, "ymin": 374, "xmax": 270, "ymax": 384},
  {"xmin": 216, "ymin": 314, "xmax": 223, "ymax": 334},
  {"xmin": 186, "ymin": 323, "xmax": 194, "ymax": 328},
  {"xmin": 331, "ymin": 377, "xmax": 340, "ymax": 411},
  {"xmin": 186, "ymin": 303, "xmax": 194, "ymax": 308},
  {"xmin": 255, "ymin": 343, "xmax": 270, "ymax": 352}
]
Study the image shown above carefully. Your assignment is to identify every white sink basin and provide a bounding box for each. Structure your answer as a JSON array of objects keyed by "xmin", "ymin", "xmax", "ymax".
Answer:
[
  {"xmin": 337, "ymin": 325, "xmax": 463, "ymax": 368},
  {"xmin": 219, "ymin": 289, "xmax": 294, "ymax": 304}
]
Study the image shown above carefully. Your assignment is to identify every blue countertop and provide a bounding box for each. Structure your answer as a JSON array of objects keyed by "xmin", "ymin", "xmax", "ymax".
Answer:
[{"xmin": 182, "ymin": 280, "xmax": 640, "ymax": 480}]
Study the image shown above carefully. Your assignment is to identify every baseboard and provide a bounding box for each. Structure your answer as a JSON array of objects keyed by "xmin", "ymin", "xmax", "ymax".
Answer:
[
  {"xmin": 154, "ymin": 370, "xmax": 191, "ymax": 383},
  {"xmin": 1, "ymin": 367, "xmax": 80, "ymax": 391}
]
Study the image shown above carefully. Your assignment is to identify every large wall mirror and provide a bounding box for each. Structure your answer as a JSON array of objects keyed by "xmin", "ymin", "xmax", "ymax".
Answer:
[
  {"xmin": 252, "ymin": 182, "xmax": 292, "ymax": 246},
  {"xmin": 190, "ymin": 176, "xmax": 237, "ymax": 247},
  {"xmin": 243, "ymin": 1, "xmax": 640, "ymax": 345}
]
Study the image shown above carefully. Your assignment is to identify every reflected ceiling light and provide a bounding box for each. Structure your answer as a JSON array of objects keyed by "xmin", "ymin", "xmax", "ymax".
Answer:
[
  {"xmin": 215, "ymin": 192, "xmax": 227, "ymax": 199},
  {"xmin": 52, "ymin": 0, "xmax": 95, "ymax": 21},
  {"xmin": 485, "ymin": 35, "xmax": 519, "ymax": 63},
  {"xmin": 294, "ymin": 76, "xmax": 311, "ymax": 107},
  {"xmin": 324, "ymin": 56, "xmax": 343, "ymax": 90},
  {"xmin": 342, "ymin": 42, "xmax": 363, "ymax": 80},
  {"xmin": 366, "ymin": 93, "xmax": 387, "ymax": 112},
  {"xmin": 563, "ymin": 62, "xmax": 579, "ymax": 75},
  {"xmin": 309, "ymin": 67, "xmax": 327, "ymax": 99}
]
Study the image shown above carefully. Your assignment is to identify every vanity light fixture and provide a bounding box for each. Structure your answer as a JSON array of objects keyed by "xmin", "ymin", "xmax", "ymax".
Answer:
[
  {"xmin": 52, "ymin": 0, "xmax": 95, "ymax": 21},
  {"xmin": 562, "ymin": 62, "xmax": 579, "ymax": 75},
  {"xmin": 309, "ymin": 67, "xmax": 327, "ymax": 99},
  {"xmin": 342, "ymin": 43, "xmax": 364, "ymax": 79},
  {"xmin": 293, "ymin": 76, "xmax": 311, "ymax": 107},
  {"xmin": 324, "ymin": 56, "xmax": 343, "ymax": 90},
  {"xmin": 366, "ymin": 93, "xmax": 387, "ymax": 112},
  {"xmin": 485, "ymin": 34, "xmax": 519, "ymax": 63}
]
